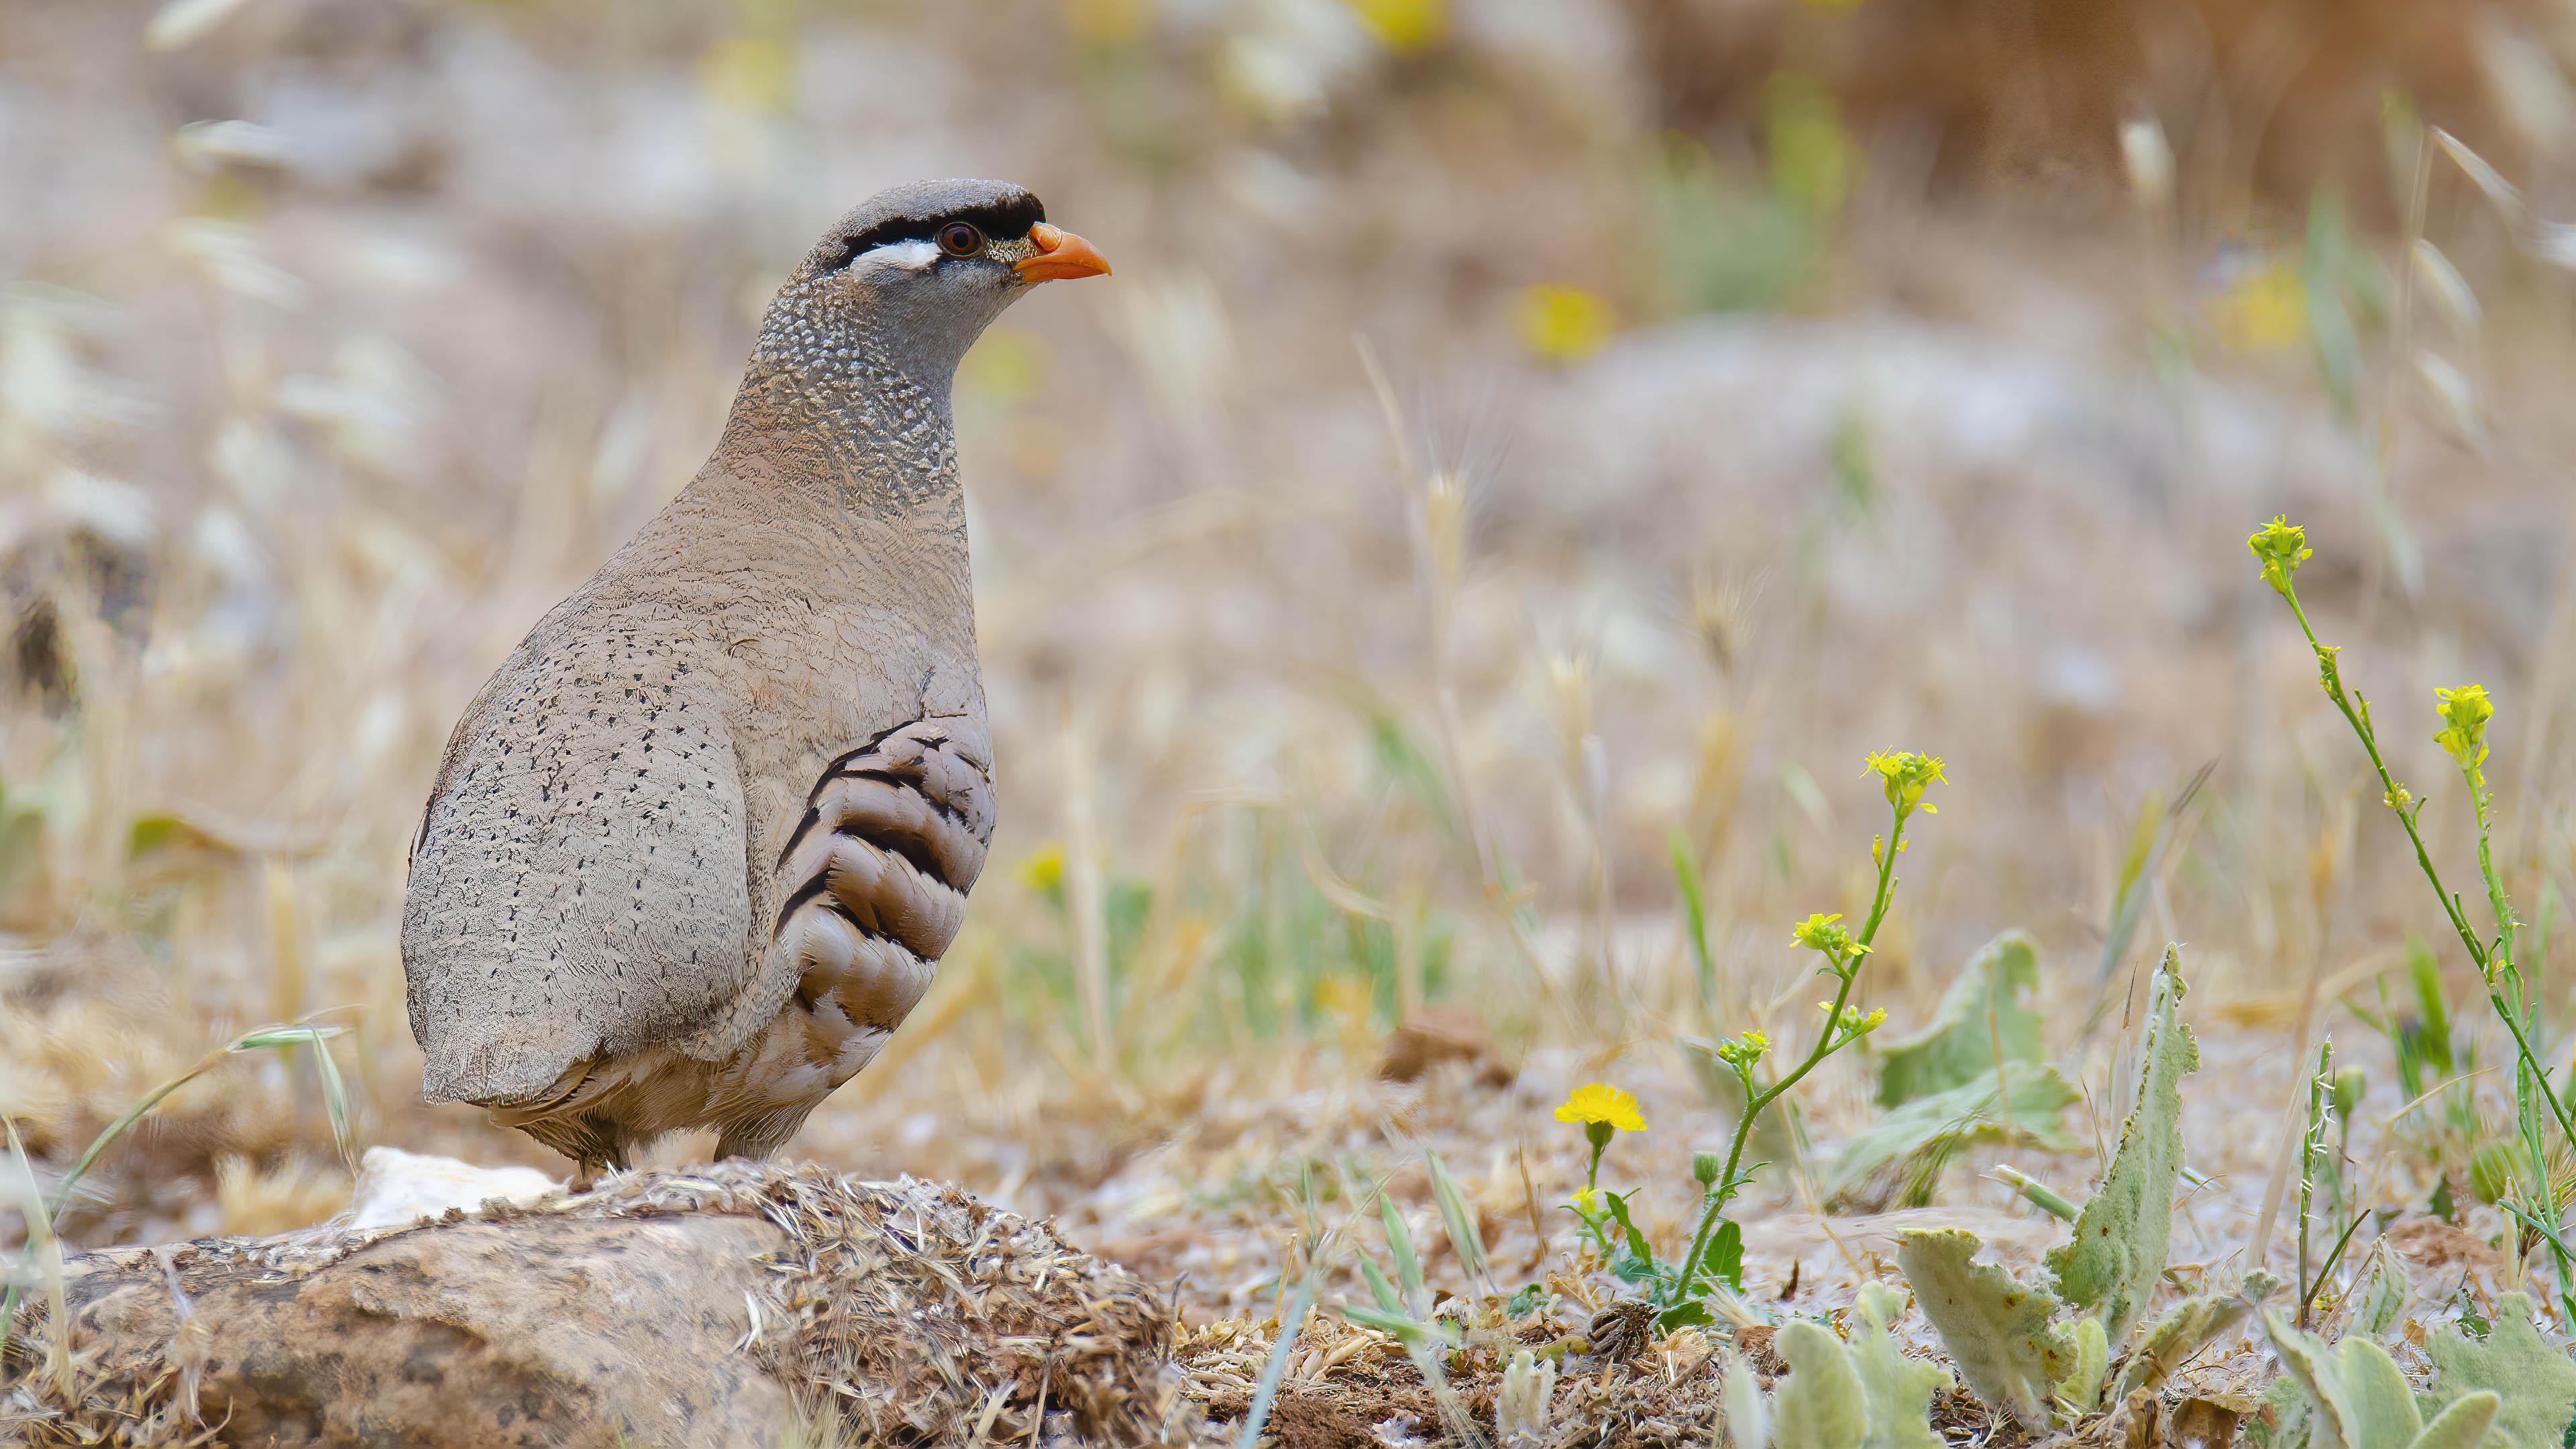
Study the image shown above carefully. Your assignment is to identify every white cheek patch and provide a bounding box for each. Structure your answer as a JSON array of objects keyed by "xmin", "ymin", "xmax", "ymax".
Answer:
[{"xmin": 856, "ymin": 239, "xmax": 941, "ymax": 276}]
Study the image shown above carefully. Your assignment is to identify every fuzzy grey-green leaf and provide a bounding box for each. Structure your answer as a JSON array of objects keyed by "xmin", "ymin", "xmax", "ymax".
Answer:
[
  {"xmin": 1851, "ymin": 1283, "xmax": 1947, "ymax": 1449},
  {"xmin": 2261, "ymin": 1308, "xmax": 2367, "ymax": 1449},
  {"xmin": 2114, "ymin": 1271, "xmax": 2276, "ymax": 1401},
  {"xmin": 2412, "ymin": 1393, "xmax": 2499, "ymax": 1449},
  {"xmin": 1896, "ymin": 1228, "xmax": 2067, "ymax": 1430},
  {"xmin": 1723, "ymin": 1350, "xmax": 1771, "ymax": 1449},
  {"xmin": 2342, "ymin": 1332, "xmax": 2424, "ymax": 1449},
  {"xmin": 2048, "ymin": 945, "xmax": 2198, "ymax": 1347},
  {"xmin": 1775, "ymin": 1320, "xmax": 1867, "ymax": 1449},
  {"xmin": 2423, "ymin": 1293, "xmax": 2576, "ymax": 1449},
  {"xmin": 1874, "ymin": 930, "xmax": 2045, "ymax": 1106},
  {"xmin": 1825, "ymin": 1060, "xmax": 2080, "ymax": 1210},
  {"xmin": 2349, "ymin": 1243, "xmax": 2408, "ymax": 1338}
]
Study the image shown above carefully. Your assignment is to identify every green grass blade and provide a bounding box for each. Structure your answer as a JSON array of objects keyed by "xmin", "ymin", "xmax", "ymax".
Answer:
[
  {"xmin": 1670, "ymin": 829, "xmax": 1715, "ymax": 1017},
  {"xmin": 1236, "ymin": 1269, "xmax": 1321, "ymax": 1449},
  {"xmin": 3, "ymin": 1118, "xmax": 70, "ymax": 1399},
  {"xmin": 1381, "ymin": 1190, "xmax": 1428, "ymax": 1318},
  {"xmin": 1360, "ymin": 1254, "xmax": 1404, "ymax": 1315},
  {"xmin": 1424, "ymin": 1152, "xmax": 1489, "ymax": 1289},
  {"xmin": 47, "ymin": 1022, "xmax": 350, "ymax": 1224}
]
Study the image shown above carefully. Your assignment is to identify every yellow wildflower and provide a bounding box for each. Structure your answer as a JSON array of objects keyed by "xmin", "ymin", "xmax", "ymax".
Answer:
[
  {"xmin": 1791, "ymin": 912, "xmax": 1864, "ymax": 958},
  {"xmin": 1515, "ymin": 283, "xmax": 1613, "ymax": 363},
  {"xmin": 696, "ymin": 34, "xmax": 796, "ymax": 113},
  {"xmin": 1863, "ymin": 751, "xmax": 1945, "ymax": 815},
  {"xmin": 1016, "ymin": 841, "xmax": 1066, "ymax": 894},
  {"xmin": 1713, "ymin": 1029, "xmax": 1770, "ymax": 1073},
  {"xmin": 2209, "ymin": 260, "xmax": 2306, "ymax": 351},
  {"xmin": 1556, "ymin": 1082, "xmax": 1648, "ymax": 1132},
  {"xmin": 2434, "ymin": 684, "xmax": 2493, "ymax": 769},
  {"xmin": 1346, "ymin": 0, "xmax": 1446, "ymax": 52},
  {"xmin": 2247, "ymin": 516, "xmax": 2312, "ymax": 594}
]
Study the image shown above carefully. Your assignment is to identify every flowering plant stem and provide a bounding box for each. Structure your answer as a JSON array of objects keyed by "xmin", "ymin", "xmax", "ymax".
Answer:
[
  {"xmin": 2254, "ymin": 523, "xmax": 2575, "ymax": 1311},
  {"xmin": 1668, "ymin": 784, "xmax": 1919, "ymax": 1307}
]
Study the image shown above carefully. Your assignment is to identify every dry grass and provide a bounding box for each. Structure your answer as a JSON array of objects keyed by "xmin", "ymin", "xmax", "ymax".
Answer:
[{"xmin": 6, "ymin": 0, "xmax": 2576, "ymax": 1437}]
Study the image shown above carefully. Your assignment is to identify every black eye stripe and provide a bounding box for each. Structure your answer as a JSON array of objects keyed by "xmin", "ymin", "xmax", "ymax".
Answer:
[{"xmin": 820, "ymin": 195, "xmax": 1044, "ymax": 272}]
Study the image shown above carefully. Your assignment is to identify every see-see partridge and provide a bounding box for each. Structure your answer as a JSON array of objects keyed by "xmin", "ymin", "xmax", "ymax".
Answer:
[{"xmin": 402, "ymin": 179, "xmax": 1109, "ymax": 1179}]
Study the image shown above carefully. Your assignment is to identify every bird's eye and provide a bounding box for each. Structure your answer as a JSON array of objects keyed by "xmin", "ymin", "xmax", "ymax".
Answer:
[{"xmin": 936, "ymin": 223, "xmax": 984, "ymax": 258}]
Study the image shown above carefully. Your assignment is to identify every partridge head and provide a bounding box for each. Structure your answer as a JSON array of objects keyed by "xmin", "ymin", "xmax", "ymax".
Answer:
[{"xmin": 401, "ymin": 179, "xmax": 1108, "ymax": 1179}]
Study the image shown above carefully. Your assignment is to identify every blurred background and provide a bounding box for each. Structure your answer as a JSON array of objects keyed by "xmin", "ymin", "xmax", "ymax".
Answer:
[{"xmin": 5, "ymin": 0, "xmax": 2576, "ymax": 1322}]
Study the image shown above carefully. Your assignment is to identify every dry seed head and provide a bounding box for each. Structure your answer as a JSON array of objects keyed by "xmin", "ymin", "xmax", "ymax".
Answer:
[
  {"xmin": 2434, "ymin": 127, "xmax": 2529, "ymax": 225},
  {"xmin": 172, "ymin": 119, "xmax": 293, "ymax": 173},
  {"xmin": 1422, "ymin": 470, "xmax": 1467, "ymax": 598},
  {"xmin": 2473, "ymin": 19, "xmax": 2576, "ymax": 160},
  {"xmin": 1548, "ymin": 649, "xmax": 1595, "ymax": 757},
  {"xmin": 164, "ymin": 218, "xmax": 307, "ymax": 309},
  {"xmin": 2118, "ymin": 104, "xmax": 2175, "ymax": 209},
  {"xmin": 148, "ymin": 0, "xmax": 254, "ymax": 50},
  {"xmin": 1686, "ymin": 568, "xmax": 1760, "ymax": 676},
  {"xmin": 215, "ymin": 1152, "xmax": 352, "ymax": 1236},
  {"xmin": 2409, "ymin": 240, "xmax": 2482, "ymax": 335},
  {"xmin": 2414, "ymin": 352, "xmax": 2488, "ymax": 451}
]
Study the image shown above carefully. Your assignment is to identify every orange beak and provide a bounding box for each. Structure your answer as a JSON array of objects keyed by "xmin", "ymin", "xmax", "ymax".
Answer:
[{"xmin": 1015, "ymin": 223, "xmax": 1112, "ymax": 282}]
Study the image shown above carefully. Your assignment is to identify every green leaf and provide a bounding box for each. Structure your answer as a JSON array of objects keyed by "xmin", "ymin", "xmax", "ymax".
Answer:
[
  {"xmin": 2048, "ymin": 945, "xmax": 2198, "ymax": 1348},
  {"xmin": 1774, "ymin": 1320, "xmax": 1868, "ymax": 1449},
  {"xmin": 1895, "ymin": 1227, "xmax": 2069, "ymax": 1430},
  {"xmin": 2423, "ymin": 1293, "xmax": 2576, "ymax": 1449},
  {"xmin": 1657, "ymin": 1300, "xmax": 1715, "ymax": 1333},
  {"xmin": 2055, "ymin": 1316, "xmax": 2108, "ymax": 1415},
  {"xmin": 2407, "ymin": 934, "xmax": 2454, "ymax": 1079},
  {"xmin": 1874, "ymin": 931, "xmax": 2045, "ymax": 1106},
  {"xmin": 1827, "ymin": 1060, "xmax": 2081, "ymax": 1211},
  {"xmin": 1603, "ymin": 1191, "xmax": 1659, "ymax": 1281},
  {"xmin": 1703, "ymin": 1218, "xmax": 1745, "ymax": 1293}
]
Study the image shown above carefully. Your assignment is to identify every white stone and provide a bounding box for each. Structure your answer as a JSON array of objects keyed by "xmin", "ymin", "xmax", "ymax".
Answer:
[{"xmin": 347, "ymin": 1146, "xmax": 561, "ymax": 1230}]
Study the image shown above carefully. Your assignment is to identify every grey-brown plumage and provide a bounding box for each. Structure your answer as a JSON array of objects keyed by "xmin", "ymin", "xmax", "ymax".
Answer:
[{"xmin": 401, "ymin": 179, "xmax": 1109, "ymax": 1175}]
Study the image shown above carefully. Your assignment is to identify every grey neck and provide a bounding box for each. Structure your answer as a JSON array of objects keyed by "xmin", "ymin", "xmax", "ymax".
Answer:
[{"xmin": 722, "ymin": 284, "xmax": 968, "ymax": 521}]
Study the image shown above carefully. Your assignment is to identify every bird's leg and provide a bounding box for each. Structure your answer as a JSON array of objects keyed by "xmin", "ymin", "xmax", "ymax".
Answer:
[{"xmin": 570, "ymin": 1137, "xmax": 628, "ymax": 1195}]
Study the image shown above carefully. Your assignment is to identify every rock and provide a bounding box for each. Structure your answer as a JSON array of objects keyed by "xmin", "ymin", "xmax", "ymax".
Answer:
[
  {"xmin": 68, "ymin": 1213, "xmax": 789, "ymax": 1446},
  {"xmin": 5, "ymin": 1161, "xmax": 1185, "ymax": 1448},
  {"xmin": 1378, "ymin": 1006, "xmax": 1507, "ymax": 1085}
]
